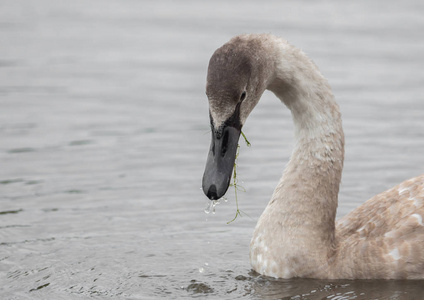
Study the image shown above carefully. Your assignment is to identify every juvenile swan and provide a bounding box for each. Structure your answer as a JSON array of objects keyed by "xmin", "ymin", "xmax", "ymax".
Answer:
[{"xmin": 202, "ymin": 34, "xmax": 424, "ymax": 279}]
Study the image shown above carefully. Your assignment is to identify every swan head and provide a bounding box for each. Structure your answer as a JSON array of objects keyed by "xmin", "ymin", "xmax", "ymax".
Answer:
[{"xmin": 202, "ymin": 35, "xmax": 273, "ymax": 200}]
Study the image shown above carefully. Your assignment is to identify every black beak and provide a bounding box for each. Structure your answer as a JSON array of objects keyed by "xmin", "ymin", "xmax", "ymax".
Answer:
[{"xmin": 202, "ymin": 105, "xmax": 242, "ymax": 200}]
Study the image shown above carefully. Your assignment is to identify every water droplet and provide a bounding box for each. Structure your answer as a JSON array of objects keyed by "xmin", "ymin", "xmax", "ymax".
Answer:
[
  {"xmin": 204, "ymin": 202, "xmax": 213, "ymax": 214},
  {"xmin": 199, "ymin": 267, "xmax": 204, "ymax": 273},
  {"xmin": 204, "ymin": 199, "xmax": 220, "ymax": 214}
]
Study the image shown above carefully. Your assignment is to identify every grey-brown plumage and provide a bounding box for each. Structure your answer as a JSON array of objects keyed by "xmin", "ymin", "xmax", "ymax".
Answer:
[{"xmin": 203, "ymin": 33, "xmax": 424, "ymax": 279}]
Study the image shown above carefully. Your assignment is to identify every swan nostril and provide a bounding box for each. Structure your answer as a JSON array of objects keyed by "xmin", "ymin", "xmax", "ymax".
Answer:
[
  {"xmin": 207, "ymin": 185, "xmax": 218, "ymax": 200},
  {"xmin": 221, "ymin": 130, "xmax": 229, "ymax": 156},
  {"xmin": 211, "ymin": 139, "xmax": 215, "ymax": 156}
]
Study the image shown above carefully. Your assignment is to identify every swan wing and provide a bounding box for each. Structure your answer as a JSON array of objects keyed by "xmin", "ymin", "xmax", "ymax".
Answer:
[{"xmin": 334, "ymin": 175, "xmax": 424, "ymax": 278}]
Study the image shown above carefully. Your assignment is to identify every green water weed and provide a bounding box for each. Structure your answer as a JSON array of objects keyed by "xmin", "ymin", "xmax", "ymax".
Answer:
[{"xmin": 227, "ymin": 131, "xmax": 251, "ymax": 224}]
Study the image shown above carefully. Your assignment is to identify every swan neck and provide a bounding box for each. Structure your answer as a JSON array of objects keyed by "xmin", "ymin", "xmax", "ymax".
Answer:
[
  {"xmin": 248, "ymin": 35, "xmax": 346, "ymax": 277},
  {"xmin": 267, "ymin": 40, "xmax": 345, "ymax": 245}
]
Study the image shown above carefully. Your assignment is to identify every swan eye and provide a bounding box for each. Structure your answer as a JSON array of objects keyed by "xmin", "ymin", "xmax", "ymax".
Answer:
[{"xmin": 240, "ymin": 91, "xmax": 247, "ymax": 102}]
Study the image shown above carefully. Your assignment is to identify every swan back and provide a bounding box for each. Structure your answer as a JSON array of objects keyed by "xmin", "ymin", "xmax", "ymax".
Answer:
[{"xmin": 335, "ymin": 175, "xmax": 424, "ymax": 279}]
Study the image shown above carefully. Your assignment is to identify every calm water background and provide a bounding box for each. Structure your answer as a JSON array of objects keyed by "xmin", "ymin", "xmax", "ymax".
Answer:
[{"xmin": 1, "ymin": 0, "xmax": 424, "ymax": 299}]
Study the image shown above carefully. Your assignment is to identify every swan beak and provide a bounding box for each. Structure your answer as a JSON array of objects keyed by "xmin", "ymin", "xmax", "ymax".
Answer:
[{"xmin": 202, "ymin": 122, "xmax": 241, "ymax": 200}]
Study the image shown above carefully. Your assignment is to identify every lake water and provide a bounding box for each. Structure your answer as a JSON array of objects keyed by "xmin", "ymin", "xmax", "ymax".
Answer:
[{"xmin": 1, "ymin": 0, "xmax": 424, "ymax": 299}]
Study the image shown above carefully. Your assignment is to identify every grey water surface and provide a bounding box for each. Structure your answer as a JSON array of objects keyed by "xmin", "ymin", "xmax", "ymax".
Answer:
[{"xmin": 1, "ymin": 0, "xmax": 424, "ymax": 299}]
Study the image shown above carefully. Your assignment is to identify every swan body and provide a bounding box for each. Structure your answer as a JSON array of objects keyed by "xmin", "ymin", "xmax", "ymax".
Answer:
[{"xmin": 202, "ymin": 34, "xmax": 424, "ymax": 279}]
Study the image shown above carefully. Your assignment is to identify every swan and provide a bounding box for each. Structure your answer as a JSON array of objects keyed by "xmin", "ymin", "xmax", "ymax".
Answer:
[{"xmin": 201, "ymin": 33, "xmax": 424, "ymax": 279}]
